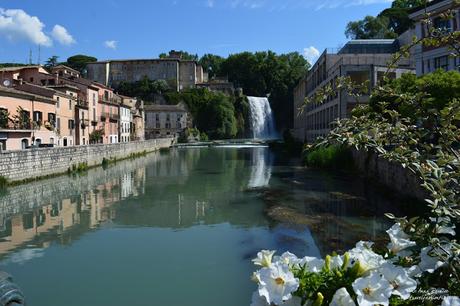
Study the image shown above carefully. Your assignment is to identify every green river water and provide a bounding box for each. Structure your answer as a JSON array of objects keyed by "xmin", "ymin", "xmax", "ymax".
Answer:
[{"xmin": 0, "ymin": 147, "xmax": 417, "ymax": 306}]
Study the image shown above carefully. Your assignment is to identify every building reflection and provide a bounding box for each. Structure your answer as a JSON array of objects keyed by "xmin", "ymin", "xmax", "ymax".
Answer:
[{"xmin": 0, "ymin": 157, "xmax": 149, "ymax": 260}]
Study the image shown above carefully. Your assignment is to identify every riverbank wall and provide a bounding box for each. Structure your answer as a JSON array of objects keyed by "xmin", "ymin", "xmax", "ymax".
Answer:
[
  {"xmin": 0, "ymin": 138, "xmax": 174, "ymax": 183},
  {"xmin": 351, "ymin": 150, "xmax": 428, "ymax": 202}
]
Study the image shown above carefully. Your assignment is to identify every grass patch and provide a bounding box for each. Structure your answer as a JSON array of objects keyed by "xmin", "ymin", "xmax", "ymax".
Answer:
[
  {"xmin": 68, "ymin": 162, "xmax": 89, "ymax": 174},
  {"xmin": 304, "ymin": 145, "xmax": 354, "ymax": 170},
  {"xmin": 0, "ymin": 176, "xmax": 8, "ymax": 192}
]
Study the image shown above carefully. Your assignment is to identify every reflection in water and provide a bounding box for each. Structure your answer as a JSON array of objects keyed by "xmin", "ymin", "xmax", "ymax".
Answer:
[
  {"xmin": 248, "ymin": 147, "xmax": 272, "ymax": 188},
  {"xmin": 0, "ymin": 148, "xmax": 419, "ymax": 306}
]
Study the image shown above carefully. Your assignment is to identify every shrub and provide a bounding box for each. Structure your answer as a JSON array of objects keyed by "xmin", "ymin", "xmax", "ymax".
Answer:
[{"xmin": 304, "ymin": 145, "xmax": 354, "ymax": 170}]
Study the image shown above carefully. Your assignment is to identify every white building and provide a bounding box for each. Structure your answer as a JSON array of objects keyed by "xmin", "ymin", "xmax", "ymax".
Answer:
[
  {"xmin": 119, "ymin": 104, "xmax": 132, "ymax": 143},
  {"xmin": 410, "ymin": 0, "xmax": 460, "ymax": 75},
  {"xmin": 144, "ymin": 103, "xmax": 190, "ymax": 139}
]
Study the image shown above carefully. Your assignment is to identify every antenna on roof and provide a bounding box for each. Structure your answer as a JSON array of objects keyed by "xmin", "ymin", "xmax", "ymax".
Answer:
[
  {"xmin": 29, "ymin": 48, "xmax": 33, "ymax": 65},
  {"xmin": 37, "ymin": 45, "xmax": 41, "ymax": 65}
]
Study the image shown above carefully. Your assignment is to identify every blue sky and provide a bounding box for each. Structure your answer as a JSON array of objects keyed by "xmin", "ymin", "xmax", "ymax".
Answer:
[{"xmin": 0, "ymin": 0, "xmax": 393, "ymax": 65}]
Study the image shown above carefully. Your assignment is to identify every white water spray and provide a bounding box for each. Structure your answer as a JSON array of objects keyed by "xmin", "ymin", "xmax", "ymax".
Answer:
[{"xmin": 247, "ymin": 96, "xmax": 277, "ymax": 139}]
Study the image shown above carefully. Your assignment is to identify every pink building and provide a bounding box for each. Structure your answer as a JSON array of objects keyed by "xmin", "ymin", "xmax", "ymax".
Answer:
[
  {"xmin": 94, "ymin": 82, "xmax": 120, "ymax": 144},
  {"xmin": 0, "ymin": 86, "xmax": 57, "ymax": 151}
]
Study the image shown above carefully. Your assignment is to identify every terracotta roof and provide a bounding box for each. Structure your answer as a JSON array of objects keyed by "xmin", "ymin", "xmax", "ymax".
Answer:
[
  {"xmin": 0, "ymin": 65, "xmax": 42, "ymax": 72},
  {"xmin": 0, "ymin": 85, "xmax": 56, "ymax": 104}
]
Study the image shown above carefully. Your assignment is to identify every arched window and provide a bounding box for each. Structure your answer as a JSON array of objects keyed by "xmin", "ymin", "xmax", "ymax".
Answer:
[
  {"xmin": 21, "ymin": 139, "xmax": 29, "ymax": 150},
  {"xmin": 63, "ymin": 138, "xmax": 68, "ymax": 147}
]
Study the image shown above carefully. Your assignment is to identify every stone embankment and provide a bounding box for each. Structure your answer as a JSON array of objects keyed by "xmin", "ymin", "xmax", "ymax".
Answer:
[
  {"xmin": 0, "ymin": 138, "xmax": 174, "ymax": 183},
  {"xmin": 351, "ymin": 150, "xmax": 428, "ymax": 201}
]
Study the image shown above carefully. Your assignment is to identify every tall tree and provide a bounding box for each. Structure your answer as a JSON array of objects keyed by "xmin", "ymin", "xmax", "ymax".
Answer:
[
  {"xmin": 199, "ymin": 54, "xmax": 225, "ymax": 79},
  {"xmin": 345, "ymin": 0, "xmax": 427, "ymax": 39},
  {"xmin": 345, "ymin": 15, "xmax": 395, "ymax": 39},
  {"xmin": 44, "ymin": 56, "xmax": 59, "ymax": 70},
  {"xmin": 66, "ymin": 54, "xmax": 97, "ymax": 73}
]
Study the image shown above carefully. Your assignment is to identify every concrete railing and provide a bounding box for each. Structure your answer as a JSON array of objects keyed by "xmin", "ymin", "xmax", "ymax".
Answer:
[{"xmin": 0, "ymin": 138, "xmax": 174, "ymax": 183}]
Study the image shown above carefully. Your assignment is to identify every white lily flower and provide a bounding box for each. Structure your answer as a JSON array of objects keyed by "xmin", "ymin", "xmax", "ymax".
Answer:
[
  {"xmin": 386, "ymin": 224, "xmax": 416, "ymax": 254},
  {"xmin": 419, "ymin": 246, "xmax": 446, "ymax": 273},
  {"xmin": 330, "ymin": 287, "xmax": 356, "ymax": 306},
  {"xmin": 258, "ymin": 261, "xmax": 300, "ymax": 305},
  {"xmin": 405, "ymin": 265, "xmax": 422, "ymax": 279},
  {"xmin": 275, "ymin": 252, "xmax": 300, "ymax": 266},
  {"xmin": 430, "ymin": 217, "xmax": 457, "ymax": 236},
  {"xmin": 298, "ymin": 256, "xmax": 325, "ymax": 272},
  {"xmin": 329, "ymin": 255, "xmax": 345, "ymax": 270},
  {"xmin": 251, "ymin": 291, "xmax": 269, "ymax": 306},
  {"xmin": 253, "ymin": 250, "xmax": 276, "ymax": 267},
  {"xmin": 441, "ymin": 296, "xmax": 460, "ymax": 306},
  {"xmin": 352, "ymin": 272, "xmax": 393, "ymax": 306},
  {"xmin": 282, "ymin": 296, "xmax": 303, "ymax": 306},
  {"xmin": 349, "ymin": 242, "xmax": 385, "ymax": 275},
  {"xmin": 379, "ymin": 262, "xmax": 417, "ymax": 300}
]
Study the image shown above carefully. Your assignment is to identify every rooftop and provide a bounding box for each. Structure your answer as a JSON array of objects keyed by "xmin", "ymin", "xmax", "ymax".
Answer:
[{"xmin": 144, "ymin": 103, "xmax": 187, "ymax": 112}]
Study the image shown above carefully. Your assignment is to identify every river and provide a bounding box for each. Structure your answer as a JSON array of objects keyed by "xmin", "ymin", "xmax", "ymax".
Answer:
[{"xmin": 0, "ymin": 147, "xmax": 418, "ymax": 306}]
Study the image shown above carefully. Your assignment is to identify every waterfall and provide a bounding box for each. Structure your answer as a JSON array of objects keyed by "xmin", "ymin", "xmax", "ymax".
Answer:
[{"xmin": 247, "ymin": 96, "xmax": 277, "ymax": 139}]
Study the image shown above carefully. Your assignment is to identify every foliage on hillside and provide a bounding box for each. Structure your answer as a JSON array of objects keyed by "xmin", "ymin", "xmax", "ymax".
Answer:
[
  {"xmin": 345, "ymin": 0, "xmax": 425, "ymax": 39},
  {"xmin": 220, "ymin": 51, "xmax": 309, "ymax": 130},
  {"xmin": 117, "ymin": 77, "xmax": 170, "ymax": 102},
  {"xmin": 165, "ymin": 88, "xmax": 249, "ymax": 140}
]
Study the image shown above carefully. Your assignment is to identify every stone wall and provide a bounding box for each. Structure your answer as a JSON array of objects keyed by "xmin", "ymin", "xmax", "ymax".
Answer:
[
  {"xmin": 351, "ymin": 150, "xmax": 428, "ymax": 201},
  {"xmin": 0, "ymin": 138, "xmax": 174, "ymax": 182}
]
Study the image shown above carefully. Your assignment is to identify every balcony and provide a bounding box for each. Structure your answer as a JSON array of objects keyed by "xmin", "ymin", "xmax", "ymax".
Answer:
[
  {"xmin": 80, "ymin": 119, "xmax": 90, "ymax": 129},
  {"xmin": 99, "ymin": 96, "xmax": 120, "ymax": 105},
  {"xmin": 109, "ymin": 113, "xmax": 119, "ymax": 122},
  {"xmin": 100, "ymin": 112, "xmax": 109, "ymax": 120},
  {"xmin": 77, "ymin": 98, "xmax": 89, "ymax": 109}
]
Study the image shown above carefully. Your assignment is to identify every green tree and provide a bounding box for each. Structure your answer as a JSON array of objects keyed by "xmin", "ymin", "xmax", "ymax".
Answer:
[
  {"xmin": 220, "ymin": 51, "xmax": 309, "ymax": 130},
  {"xmin": 116, "ymin": 77, "xmax": 170, "ymax": 102},
  {"xmin": 199, "ymin": 54, "xmax": 225, "ymax": 79},
  {"xmin": 345, "ymin": 15, "xmax": 395, "ymax": 39},
  {"xmin": 159, "ymin": 51, "xmax": 198, "ymax": 61},
  {"xmin": 345, "ymin": 0, "xmax": 427, "ymax": 39},
  {"xmin": 44, "ymin": 56, "xmax": 59, "ymax": 70},
  {"xmin": 66, "ymin": 54, "xmax": 97, "ymax": 73}
]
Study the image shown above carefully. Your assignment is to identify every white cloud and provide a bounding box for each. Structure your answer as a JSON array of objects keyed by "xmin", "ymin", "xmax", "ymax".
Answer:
[
  {"xmin": 0, "ymin": 8, "xmax": 52, "ymax": 46},
  {"xmin": 206, "ymin": 0, "xmax": 215, "ymax": 7},
  {"xmin": 51, "ymin": 24, "xmax": 76, "ymax": 46},
  {"xmin": 104, "ymin": 40, "xmax": 117, "ymax": 50},
  {"xmin": 303, "ymin": 46, "xmax": 320, "ymax": 65}
]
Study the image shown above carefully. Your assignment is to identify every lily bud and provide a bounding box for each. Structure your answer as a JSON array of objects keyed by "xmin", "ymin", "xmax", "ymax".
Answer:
[
  {"xmin": 342, "ymin": 252, "xmax": 350, "ymax": 271},
  {"xmin": 312, "ymin": 292, "xmax": 324, "ymax": 306},
  {"xmin": 325, "ymin": 255, "xmax": 331, "ymax": 272}
]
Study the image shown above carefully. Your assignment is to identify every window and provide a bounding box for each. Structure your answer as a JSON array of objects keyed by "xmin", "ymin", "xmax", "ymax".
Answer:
[
  {"xmin": 433, "ymin": 17, "xmax": 452, "ymax": 32},
  {"xmin": 48, "ymin": 113, "xmax": 56, "ymax": 126},
  {"xmin": 68, "ymin": 119, "xmax": 75, "ymax": 129},
  {"xmin": 30, "ymin": 77, "xmax": 34, "ymax": 83},
  {"xmin": 21, "ymin": 139, "xmax": 29, "ymax": 150},
  {"xmin": 69, "ymin": 100, "xmax": 72, "ymax": 110},
  {"xmin": 33, "ymin": 111, "xmax": 43, "ymax": 125},
  {"xmin": 56, "ymin": 97, "xmax": 60, "ymax": 108},
  {"xmin": 57, "ymin": 118, "xmax": 61, "ymax": 130},
  {"xmin": 434, "ymin": 56, "xmax": 449, "ymax": 71}
]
